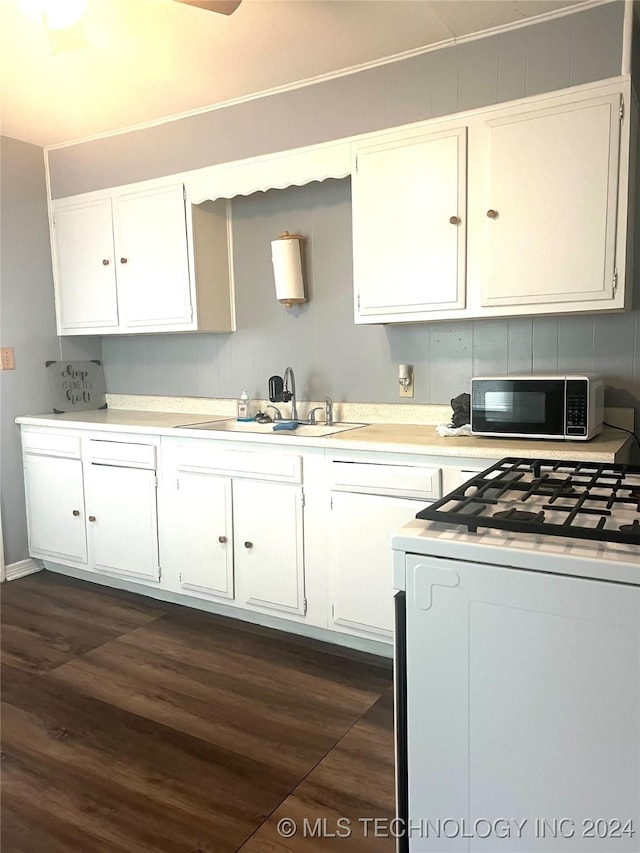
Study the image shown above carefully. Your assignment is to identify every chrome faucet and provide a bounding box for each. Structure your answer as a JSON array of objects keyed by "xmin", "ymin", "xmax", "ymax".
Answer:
[
  {"xmin": 266, "ymin": 404, "xmax": 282, "ymax": 421},
  {"xmin": 324, "ymin": 395, "xmax": 334, "ymax": 426},
  {"xmin": 283, "ymin": 366, "xmax": 298, "ymax": 422}
]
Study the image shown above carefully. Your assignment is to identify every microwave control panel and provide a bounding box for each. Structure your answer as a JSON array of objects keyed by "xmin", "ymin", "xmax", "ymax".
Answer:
[{"xmin": 566, "ymin": 380, "xmax": 588, "ymax": 436}]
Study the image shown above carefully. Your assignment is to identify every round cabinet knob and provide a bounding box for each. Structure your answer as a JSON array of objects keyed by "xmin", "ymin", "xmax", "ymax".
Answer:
[
  {"xmin": 449, "ymin": 216, "xmax": 461, "ymax": 225},
  {"xmin": 102, "ymin": 259, "xmax": 110, "ymax": 266},
  {"xmin": 120, "ymin": 257, "xmax": 128, "ymax": 264},
  {"xmin": 72, "ymin": 509, "xmax": 80, "ymax": 517},
  {"xmin": 88, "ymin": 515, "xmax": 96, "ymax": 522},
  {"xmin": 486, "ymin": 209, "xmax": 499, "ymax": 219},
  {"xmin": 218, "ymin": 535, "xmax": 227, "ymax": 544},
  {"xmin": 244, "ymin": 541, "xmax": 253, "ymax": 550}
]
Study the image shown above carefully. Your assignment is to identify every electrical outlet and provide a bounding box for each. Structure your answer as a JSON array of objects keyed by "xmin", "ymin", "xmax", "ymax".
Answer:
[
  {"xmin": 0, "ymin": 347, "xmax": 15, "ymax": 370},
  {"xmin": 399, "ymin": 375, "xmax": 414, "ymax": 398}
]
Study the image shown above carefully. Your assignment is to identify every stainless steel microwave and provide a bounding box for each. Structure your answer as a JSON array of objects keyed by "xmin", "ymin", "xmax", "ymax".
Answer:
[{"xmin": 470, "ymin": 375, "xmax": 605, "ymax": 440}]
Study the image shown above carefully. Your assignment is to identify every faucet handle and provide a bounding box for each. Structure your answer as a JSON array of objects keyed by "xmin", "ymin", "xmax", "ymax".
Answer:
[
  {"xmin": 324, "ymin": 396, "xmax": 334, "ymax": 426},
  {"xmin": 307, "ymin": 407, "xmax": 324, "ymax": 424},
  {"xmin": 266, "ymin": 404, "xmax": 283, "ymax": 421}
]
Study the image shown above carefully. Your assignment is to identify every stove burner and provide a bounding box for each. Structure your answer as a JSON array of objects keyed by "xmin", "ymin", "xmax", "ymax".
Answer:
[
  {"xmin": 619, "ymin": 520, "xmax": 640, "ymax": 535},
  {"xmin": 628, "ymin": 489, "xmax": 640, "ymax": 502},
  {"xmin": 493, "ymin": 509, "xmax": 543, "ymax": 522},
  {"xmin": 538, "ymin": 478, "xmax": 576, "ymax": 496}
]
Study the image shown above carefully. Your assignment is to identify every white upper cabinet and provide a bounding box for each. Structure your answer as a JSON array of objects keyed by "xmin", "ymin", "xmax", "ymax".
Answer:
[
  {"xmin": 53, "ymin": 197, "xmax": 120, "ymax": 330},
  {"xmin": 52, "ymin": 183, "xmax": 235, "ymax": 335},
  {"xmin": 353, "ymin": 126, "xmax": 467, "ymax": 318},
  {"xmin": 354, "ymin": 81, "xmax": 634, "ymax": 325},
  {"xmin": 480, "ymin": 94, "xmax": 622, "ymax": 308},
  {"xmin": 113, "ymin": 184, "xmax": 193, "ymax": 328}
]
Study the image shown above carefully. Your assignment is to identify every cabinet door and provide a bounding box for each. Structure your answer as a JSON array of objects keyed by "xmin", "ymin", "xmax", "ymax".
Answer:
[
  {"xmin": 53, "ymin": 198, "xmax": 119, "ymax": 331},
  {"xmin": 481, "ymin": 93, "xmax": 622, "ymax": 308},
  {"xmin": 113, "ymin": 184, "xmax": 192, "ymax": 329},
  {"xmin": 175, "ymin": 471, "xmax": 234, "ymax": 599},
  {"xmin": 234, "ymin": 480, "xmax": 305, "ymax": 615},
  {"xmin": 329, "ymin": 492, "xmax": 418, "ymax": 638},
  {"xmin": 353, "ymin": 127, "xmax": 466, "ymax": 318},
  {"xmin": 85, "ymin": 464, "xmax": 159, "ymax": 581},
  {"xmin": 23, "ymin": 455, "xmax": 87, "ymax": 564}
]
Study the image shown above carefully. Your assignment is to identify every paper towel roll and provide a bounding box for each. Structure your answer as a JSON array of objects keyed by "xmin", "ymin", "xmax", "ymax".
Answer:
[{"xmin": 271, "ymin": 233, "xmax": 306, "ymax": 307}]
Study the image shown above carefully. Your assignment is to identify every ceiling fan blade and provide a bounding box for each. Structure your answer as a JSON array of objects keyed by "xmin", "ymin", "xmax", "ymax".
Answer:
[{"xmin": 173, "ymin": 0, "xmax": 242, "ymax": 14}]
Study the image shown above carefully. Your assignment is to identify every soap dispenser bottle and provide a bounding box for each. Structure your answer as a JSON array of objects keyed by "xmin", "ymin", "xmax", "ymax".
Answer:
[{"xmin": 237, "ymin": 390, "xmax": 251, "ymax": 421}]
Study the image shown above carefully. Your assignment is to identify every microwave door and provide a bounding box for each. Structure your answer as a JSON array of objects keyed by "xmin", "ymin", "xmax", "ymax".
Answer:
[{"xmin": 473, "ymin": 380, "xmax": 565, "ymax": 437}]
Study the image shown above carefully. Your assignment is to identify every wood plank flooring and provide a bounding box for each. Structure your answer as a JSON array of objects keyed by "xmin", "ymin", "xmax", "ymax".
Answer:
[{"xmin": 1, "ymin": 572, "xmax": 395, "ymax": 852}]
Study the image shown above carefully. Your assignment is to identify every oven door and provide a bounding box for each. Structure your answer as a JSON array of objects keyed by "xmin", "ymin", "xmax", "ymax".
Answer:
[{"xmin": 471, "ymin": 378, "xmax": 565, "ymax": 438}]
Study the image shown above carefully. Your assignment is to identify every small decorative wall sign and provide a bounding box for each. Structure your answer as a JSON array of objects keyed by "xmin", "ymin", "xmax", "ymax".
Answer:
[{"xmin": 46, "ymin": 360, "xmax": 107, "ymax": 413}]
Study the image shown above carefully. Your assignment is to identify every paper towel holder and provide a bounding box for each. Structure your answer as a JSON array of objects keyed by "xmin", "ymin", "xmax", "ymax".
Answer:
[{"xmin": 271, "ymin": 231, "xmax": 307, "ymax": 308}]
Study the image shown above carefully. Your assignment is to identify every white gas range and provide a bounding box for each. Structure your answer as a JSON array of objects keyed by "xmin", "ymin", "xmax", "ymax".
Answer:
[{"xmin": 391, "ymin": 457, "xmax": 640, "ymax": 853}]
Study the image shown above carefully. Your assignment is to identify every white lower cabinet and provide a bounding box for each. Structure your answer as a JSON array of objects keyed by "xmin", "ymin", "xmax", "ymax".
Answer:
[
  {"xmin": 23, "ymin": 453, "xmax": 88, "ymax": 564},
  {"xmin": 162, "ymin": 440, "xmax": 306, "ymax": 617},
  {"xmin": 21, "ymin": 429, "xmax": 160, "ymax": 584},
  {"xmin": 85, "ymin": 462, "xmax": 160, "ymax": 582},
  {"xmin": 329, "ymin": 491, "xmax": 422, "ymax": 639},
  {"xmin": 20, "ymin": 426, "xmax": 467, "ymax": 652},
  {"xmin": 233, "ymin": 479, "xmax": 305, "ymax": 615},
  {"xmin": 327, "ymin": 457, "xmax": 442, "ymax": 641},
  {"xmin": 173, "ymin": 471, "xmax": 234, "ymax": 599}
]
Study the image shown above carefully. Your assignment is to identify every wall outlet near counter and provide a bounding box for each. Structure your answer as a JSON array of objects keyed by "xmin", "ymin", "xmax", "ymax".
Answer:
[
  {"xmin": 399, "ymin": 364, "xmax": 414, "ymax": 398},
  {"xmin": 0, "ymin": 347, "xmax": 15, "ymax": 370}
]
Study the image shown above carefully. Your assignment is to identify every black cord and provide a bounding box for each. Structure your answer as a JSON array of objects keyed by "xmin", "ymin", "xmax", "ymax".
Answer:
[{"xmin": 603, "ymin": 421, "xmax": 640, "ymax": 448}]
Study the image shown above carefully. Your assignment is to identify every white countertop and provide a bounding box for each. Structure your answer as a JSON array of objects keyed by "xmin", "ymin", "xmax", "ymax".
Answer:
[{"xmin": 15, "ymin": 408, "xmax": 632, "ymax": 463}]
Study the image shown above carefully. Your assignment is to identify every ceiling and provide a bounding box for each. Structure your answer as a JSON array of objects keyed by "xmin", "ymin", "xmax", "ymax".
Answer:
[{"xmin": 0, "ymin": 0, "xmax": 597, "ymax": 149}]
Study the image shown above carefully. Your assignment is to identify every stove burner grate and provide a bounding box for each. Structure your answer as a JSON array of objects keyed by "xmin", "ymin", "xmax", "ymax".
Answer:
[{"xmin": 416, "ymin": 457, "xmax": 640, "ymax": 546}]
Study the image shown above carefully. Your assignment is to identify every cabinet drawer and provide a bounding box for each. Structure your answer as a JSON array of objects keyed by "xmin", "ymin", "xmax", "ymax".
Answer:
[
  {"xmin": 330, "ymin": 460, "xmax": 441, "ymax": 500},
  {"xmin": 173, "ymin": 442, "xmax": 302, "ymax": 483},
  {"xmin": 22, "ymin": 430, "xmax": 81, "ymax": 459},
  {"xmin": 87, "ymin": 439, "xmax": 156, "ymax": 469}
]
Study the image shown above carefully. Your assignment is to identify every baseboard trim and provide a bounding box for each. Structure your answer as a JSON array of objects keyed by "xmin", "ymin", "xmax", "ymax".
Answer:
[{"xmin": 4, "ymin": 558, "xmax": 43, "ymax": 582}]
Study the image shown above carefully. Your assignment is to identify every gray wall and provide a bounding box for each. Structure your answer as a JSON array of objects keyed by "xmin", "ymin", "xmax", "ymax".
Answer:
[
  {"xmin": 103, "ymin": 177, "xmax": 640, "ymax": 427},
  {"xmin": 0, "ymin": 137, "xmax": 101, "ymax": 566},
  {"xmin": 48, "ymin": 2, "xmax": 625, "ymax": 198}
]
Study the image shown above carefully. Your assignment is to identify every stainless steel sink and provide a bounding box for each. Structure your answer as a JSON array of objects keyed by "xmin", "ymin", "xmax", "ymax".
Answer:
[{"xmin": 177, "ymin": 418, "xmax": 366, "ymax": 437}]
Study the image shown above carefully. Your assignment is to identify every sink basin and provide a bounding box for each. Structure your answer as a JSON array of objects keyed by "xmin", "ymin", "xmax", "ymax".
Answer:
[{"xmin": 178, "ymin": 418, "xmax": 366, "ymax": 437}]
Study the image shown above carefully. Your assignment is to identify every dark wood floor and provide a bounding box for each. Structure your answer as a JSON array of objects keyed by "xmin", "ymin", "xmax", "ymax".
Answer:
[{"xmin": 1, "ymin": 572, "xmax": 395, "ymax": 852}]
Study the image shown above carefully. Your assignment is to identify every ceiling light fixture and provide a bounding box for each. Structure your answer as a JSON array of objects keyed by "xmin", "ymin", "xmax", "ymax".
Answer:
[{"xmin": 17, "ymin": 0, "xmax": 88, "ymax": 31}]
